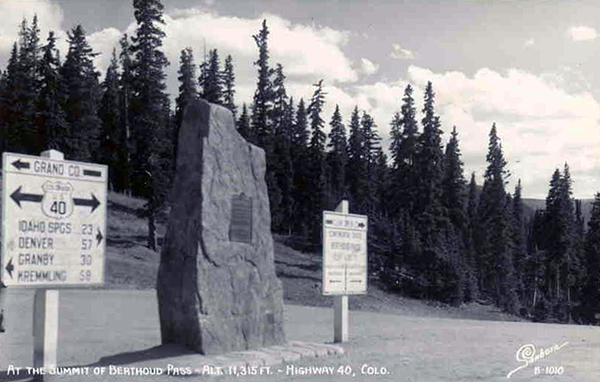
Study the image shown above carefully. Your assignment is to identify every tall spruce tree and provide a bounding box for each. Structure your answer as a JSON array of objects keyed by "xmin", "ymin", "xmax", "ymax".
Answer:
[
  {"xmin": 61, "ymin": 24, "xmax": 102, "ymax": 161},
  {"xmin": 116, "ymin": 33, "xmax": 134, "ymax": 193},
  {"xmin": 237, "ymin": 103, "xmax": 251, "ymax": 140},
  {"xmin": 130, "ymin": 0, "xmax": 171, "ymax": 251},
  {"xmin": 307, "ymin": 80, "xmax": 329, "ymax": 240},
  {"xmin": 175, "ymin": 47, "xmax": 197, "ymax": 169},
  {"xmin": 346, "ymin": 106, "xmax": 367, "ymax": 211},
  {"xmin": 581, "ymin": 193, "xmax": 600, "ymax": 322},
  {"xmin": 36, "ymin": 31, "xmax": 69, "ymax": 153},
  {"xmin": 291, "ymin": 98, "xmax": 310, "ymax": 235},
  {"xmin": 98, "ymin": 49, "xmax": 121, "ymax": 189},
  {"xmin": 327, "ymin": 105, "xmax": 348, "ymax": 204},
  {"xmin": 201, "ymin": 49, "xmax": 222, "ymax": 104},
  {"xmin": 222, "ymin": 54, "xmax": 237, "ymax": 119},
  {"xmin": 478, "ymin": 123, "xmax": 518, "ymax": 312},
  {"xmin": 251, "ymin": 19, "xmax": 274, "ymax": 145}
]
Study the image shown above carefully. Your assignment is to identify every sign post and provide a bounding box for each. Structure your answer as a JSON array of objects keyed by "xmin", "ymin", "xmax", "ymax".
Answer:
[
  {"xmin": 1, "ymin": 150, "xmax": 107, "ymax": 378},
  {"xmin": 322, "ymin": 200, "xmax": 368, "ymax": 343}
]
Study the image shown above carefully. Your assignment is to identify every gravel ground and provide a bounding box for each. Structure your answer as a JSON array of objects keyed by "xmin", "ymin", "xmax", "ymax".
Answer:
[{"xmin": 1, "ymin": 289, "xmax": 599, "ymax": 382}]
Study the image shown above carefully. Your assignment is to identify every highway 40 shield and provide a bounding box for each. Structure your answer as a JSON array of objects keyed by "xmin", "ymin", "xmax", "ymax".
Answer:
[{"xmin": 41, "ymin": 180, "xmax": 74, "ymax": 219}]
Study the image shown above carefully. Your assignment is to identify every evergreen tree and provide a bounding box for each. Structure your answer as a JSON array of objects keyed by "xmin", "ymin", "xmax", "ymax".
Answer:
[
  {"xmin": 237, "ymin": 103, "xmax": 251, "ymax": 140},
  {"xmin": 346, "ymin": 106, "xmax": 367, "ymax": 211},
  {"xmin": 581, "ymin": 193, "xmax": 600, "ymax": 322},
  {"xmin": 60, "ymin": 24, "xmax": 102, "ymax": 161},
  {"xmin": 251, "ymin": 19, "xmax": 274, "ymax": 145},
  {"xmin": 36, "ymin": 31, "xmax": 69, "ymax": 153},
  {"xmin": 361, "ymin": 111, "xmax": 381, "ymax": 214},
  {"xmin": 478, "ymin": 123, "xmax": 518, "ymax": 312},
  {"xmin": 327, "ymin": 104, "xmax": 348, "ymax": 204},
  {"xmin": 130, "ymin": 0, "xmax": 171, "ymax": 251},
  {"xmin": 291, "ymin": 98, "xmax": 310, "ymax": 235},
  {"xmin": 307, "ymin": 80, "xmax": 329, "ymax": 240},
  {"xmin": 442, "ymin": 126, "xmax": 466, "ymax": 228},
  {"xmin": 174, "ymin": 47, "xmax": 197, "ymax": 169},
  {"xmin": 273, "ymin": 98, "xmax": 295, "ymax": 234},
  {"xmin": 98, "ymin": 48, "xmax": 121, "ymax": 189},
  {"xmin": 222, "ymin": 54, "xmax": 237, "ymax": 119},
  {"xmin": 511, "ymin": 179, "xmax": 526, "ymax": 303},
  {"xmin": 116, "ymin": 33, "xmax": 134, "ymax": 193},
  {"xmin": 202, "ymin": 49, "xmax": 222, "ymax": 104},
  {"xmin": 18, "ymin": 15, "xmax": 42, "ymax": 153}
]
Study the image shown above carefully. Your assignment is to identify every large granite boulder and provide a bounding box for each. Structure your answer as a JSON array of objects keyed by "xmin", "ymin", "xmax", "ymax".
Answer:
[{"xmin": 157, "ymin": 99, "xmax": 286, "ymax": 355}]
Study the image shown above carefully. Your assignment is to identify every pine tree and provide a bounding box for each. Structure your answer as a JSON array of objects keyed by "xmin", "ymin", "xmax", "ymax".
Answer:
[
  {"xmin": 202, "ymin": 49, "xmax": 222, "ymax": 104},
  {"xmin": 2, "ymin": 43, "xmax": 21, "ymax": 153},
  {"xmin": 175, "ymin": 47, "xmax": 197, "ymax": 169},
  {"xmin": 60, "ymin": 24, "xmax": 102, "ymax": 161},
  {"xmin": 222, "ymin": 54, "xmax": 236, "ymax": 119},
  {"xmin": 273, "ymin": 98, "xmax": 295, "ymax": 234},
  {"xmin": 19, "ymin": 15, "xmax": 42, "ymax": 154},
  {"xmin": 327, "ymin": 104, "xmax": 348, "ymax": 204},
  {"xmin": 346, "ymin": 106, "xmax": 367, "ymax": 211},
  {"xmin": 360, "ymin": 111, "xmax": 381, "ymax": 214},
  {"xmin": 36, "ymin": 31, "xmax": 69, "ymax": 153},
  {"xmin": 291, "ymin": 98, "xmax": 310, "ymax": 235},
  {"xmin": 237, "ymin": 103, "xmax": 251, "ymax": 140},
  {"xmin": 98, "ymin": 49, "xmax": 121, "ymax": 189},
  {"xmin": 130, "ymin": 0, "xmax": 171, "ymax": 251},
  {"xmin": 511, "ymin": 179, "xmax": 526, "ymax": 303},
  {"xmin": 442, "ymin": 126, "xmax": 466, "ymax": 228},
  {"xmin": 251, "ymin": 19, "xmax": 274, "ymax": 146},
  {"xmin": 478, "ymin": 123, "xmax": 518, "ymax": 312},
  {"xmin": 581, "ymin": 193, "xmax": 600, "ymax": 322},
  {"xmin": 307, "ymin": 80, "xmax": 329, "ymax": 240},
  {"xmin": 116, "ymin": 33, "xmax": 134, "ymax": 193}
]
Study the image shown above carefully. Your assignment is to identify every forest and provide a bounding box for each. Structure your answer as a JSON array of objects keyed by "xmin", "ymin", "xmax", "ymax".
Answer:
[{"xmin": 1, "ymin": 0, "xmax": 599, "ymax": 324}]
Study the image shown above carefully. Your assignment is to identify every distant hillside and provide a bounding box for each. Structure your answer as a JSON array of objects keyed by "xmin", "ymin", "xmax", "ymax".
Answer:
[{"xmin": 522, "ymin": 198, "xmax": 594, "ymax": 226}]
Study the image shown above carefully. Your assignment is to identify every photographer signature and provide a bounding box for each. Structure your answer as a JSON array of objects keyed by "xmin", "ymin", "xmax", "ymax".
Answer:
[{"xmin": 506, "ymin": 342, "xmax": 569, "ymax": 379}]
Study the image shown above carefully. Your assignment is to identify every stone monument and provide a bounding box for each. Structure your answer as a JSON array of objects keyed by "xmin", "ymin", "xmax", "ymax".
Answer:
[{"xmin": 157, "ymin": 99, "xmax": 286, "ymax": 355}]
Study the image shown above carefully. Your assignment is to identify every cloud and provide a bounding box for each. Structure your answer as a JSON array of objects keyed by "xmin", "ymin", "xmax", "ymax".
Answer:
[
  {"xmin": 405, "ymin": 65, "xmax": 600, "ymax": 199},
  {"xmin": 360, "ymin": 58, "xmax": 379, "ymax": 76},
  {"xmin": 569, "ymin": 26, "xmax": 597, "ymax": 41},
  {"xmin": 390, "ymin": 44, "xmax": 414, "ymax": 60},
  {"xmin": 524, "ymin": 38, "xmax": 535, "ymax": 47},
  {"xmin": 0, "ymin": 0, "xmax": 67, "ymax": 66}
]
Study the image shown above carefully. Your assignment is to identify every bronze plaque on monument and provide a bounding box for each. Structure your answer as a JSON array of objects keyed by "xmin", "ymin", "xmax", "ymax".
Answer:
[{"xmin": 229, "ymin": 193, "xmax": 253, "ymax": 243}]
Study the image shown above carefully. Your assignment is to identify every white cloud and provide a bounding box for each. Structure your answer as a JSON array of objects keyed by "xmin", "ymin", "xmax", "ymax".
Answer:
[
  {"xmin": 525, "ymin": 38, "xmax": 535, "ymax": 46},
  {"xmin": 406, "ymin": 65, "xmax": 600, "ymax": 199},
  {"xmin": 0, "ymin": 0, "xmax": 67, "ymax": 67},
  {"xmin": 390, "ymin": 44, "xmax": 414, "ymax": 60},
  {"xmin": 569, "ymin": 26, "xmax": 597, "ymax": 41},
  {"xmin": 360, "ymin": 58, "xmax": 379, "ymax": 76}
]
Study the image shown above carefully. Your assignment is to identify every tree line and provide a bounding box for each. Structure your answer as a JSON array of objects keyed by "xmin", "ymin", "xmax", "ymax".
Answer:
[{"xmin": 1, "ymin": 1, "xmax": 599, "ymax": 323}]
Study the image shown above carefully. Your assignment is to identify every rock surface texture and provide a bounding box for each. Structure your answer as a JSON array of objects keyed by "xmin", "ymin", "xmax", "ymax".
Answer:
[{"xmin": 157, "ymin": 99, "xmax": 286, "ymax": 355}]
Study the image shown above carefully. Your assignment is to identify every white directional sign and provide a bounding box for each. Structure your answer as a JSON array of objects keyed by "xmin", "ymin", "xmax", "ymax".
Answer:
[
  {"xmin": 322, "ymin": 211, "xmax": 368, "ymax": 295},
  {"xmin": 1, "ymin": 152, "xmax": 107, "ymax": 287}
]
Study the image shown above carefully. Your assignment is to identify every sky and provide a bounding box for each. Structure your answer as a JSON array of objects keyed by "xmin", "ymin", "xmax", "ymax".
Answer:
[{"xmin": 1, "ymin": 0, "xmax": 600, "ymax": 199}]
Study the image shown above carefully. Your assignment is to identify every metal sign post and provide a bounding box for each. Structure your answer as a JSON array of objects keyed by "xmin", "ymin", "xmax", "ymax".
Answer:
[
  {"xmin": 322, "ymin": 200, "xmax": 368, "ymax": 343},
  {"xmin": 1, "ymin": 150, "xmax": 107, "ymax": 378}
]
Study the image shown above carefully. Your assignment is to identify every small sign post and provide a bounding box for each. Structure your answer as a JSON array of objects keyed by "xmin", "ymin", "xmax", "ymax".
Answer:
[
  {"xmin": 1, "ymin": 150, "xmax": 107, "ymax": 378},
  {"xmin": 322, "ymin": 200, "xmax": 368, "ymax": 343}
]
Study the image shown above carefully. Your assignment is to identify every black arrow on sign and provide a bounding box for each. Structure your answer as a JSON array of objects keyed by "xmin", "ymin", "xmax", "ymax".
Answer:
[
  {"xmin": 11, "ymin": 159, "xmax": 30, "ymax": 170},
  {"xmin": 358, "ymin": 222, "xmax": 366, "ymax": 228},
  {"xmin": 5, "ymin": 257, "xmax": 14, "ymax": 279},
  {"xmin": 96, "ymin": 228, "xmax": 104, "ymax": 247},
  {"xmin": 83, "ymin": 169, "xmax": 102, "ymax": 178},
  {"xmin": 73, "ymin": 193, "xmax": 101, "ymax": 213},
  {"xmin": 10, "ymin": 186, "xmax": 43, "ymax": 207}
]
